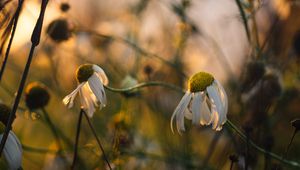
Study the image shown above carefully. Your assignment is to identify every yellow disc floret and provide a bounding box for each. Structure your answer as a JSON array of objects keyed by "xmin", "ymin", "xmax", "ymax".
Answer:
[
  {"xmin": 188, "ymin": 72, "xmax": 214, "ymax": 92},
  {"xmin": 76, "ymin": 64, "xmax": 94, "ymax": 83}
]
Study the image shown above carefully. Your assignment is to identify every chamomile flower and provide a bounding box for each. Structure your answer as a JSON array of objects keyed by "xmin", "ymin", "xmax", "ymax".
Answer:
[
  {"xmin": 63, "ymin": 64, "xmax": 108, "ymax": 117},
  {"xmin": 171, "ymin": 72, "xmax": 228, "ymax": 133}
]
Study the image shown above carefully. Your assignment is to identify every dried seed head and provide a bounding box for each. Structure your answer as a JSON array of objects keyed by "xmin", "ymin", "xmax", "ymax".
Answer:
[
  {"xmin": 47, "ymin": 19, "xmax": 72, "ymax": 42},
  {"xmin": 291, "ymin": 119, "xmax": 300, "ymax": 131},
  {"xmin": 25, "ymin": 82, "xmax": 50, "ymax": 110},
  {"xmin": 60, "ymin": 3, "xmax": 70, "ymax": 12},
  {"xmin": 229, "ymin": 154, "xmax": 239, "ymax": 162},
  {"xmin": 76, "ymin": 64, "xmax": 94, "ymax": 83},
  {"xmin": 0, "ymin": 103, "xmax": 11, "ymax": 125},
  {"xmin": 188, "ymin": 72, "xmax": 214, "ymax": 92}
]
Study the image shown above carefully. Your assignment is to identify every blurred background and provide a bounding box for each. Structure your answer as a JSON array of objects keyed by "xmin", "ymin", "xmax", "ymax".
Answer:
[{"xmin": 0, "ymin": 0, "xmax": 300, "ymax": 169}]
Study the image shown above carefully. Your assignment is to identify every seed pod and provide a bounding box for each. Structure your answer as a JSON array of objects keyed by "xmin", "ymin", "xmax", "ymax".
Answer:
[
  {"xmin": 46, "ymin": 19, "xmax": 72, "ymax": 42},
  {"xmin": 25, "ymin": 82, "xmax": 50, "ymax": 110}
]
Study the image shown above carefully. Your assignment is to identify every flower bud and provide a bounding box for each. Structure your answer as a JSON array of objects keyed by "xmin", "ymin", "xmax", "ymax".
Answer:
[
  {"xmin": 47, "ymin": 19, "xmax": 72, "ymax": 42},
  {"xmin": 291, "ymin": 119, "xmax": 300, "ymax": 131},
  {"xmin": 25, "ymin": 82, "xmax": 50, "ymax": 110}
]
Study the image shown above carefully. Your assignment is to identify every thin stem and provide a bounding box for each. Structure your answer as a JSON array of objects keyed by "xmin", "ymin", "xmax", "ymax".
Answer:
[
  {"xmin": 0, "ymin": 0, "xmax": 24, "ymax": 81},
  {"xmin": 225, "ymin": 120, "xmax": 300, "ymax": 168},
  {"xmin": 104, "ymin": 81, "xmax": 185, "ymax": 94},
  {"xmin": 235, "ymin": 0, "xmax": 251, "ymax": 43},
  {"xmin": 230, "ymin": 161, "xmax": 234, "ymax": 170},
  {"xmin": 82, "ymin": 110, "xmax": 112, "ymax": 170},
  {"xmin": 71, "ymin": 109, "xmax": 84, "ymax": 170},
  {"xmin": 0, "ymin": 0, "xmax": 49, "ymax": 156},
  {"xmin": 41, "ymin": 108, "xmax": 64, "ymax": 152},
  {"xmin": 76, "ymin": 29, "xmax": 187, "ymax": 78},
  {"xmin": 282, "ymin": 129, "xmax": 298, "ymax": 160}
]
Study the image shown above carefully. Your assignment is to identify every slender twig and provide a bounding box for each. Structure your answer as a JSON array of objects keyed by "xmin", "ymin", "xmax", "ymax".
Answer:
[
  {"xmin": 0, "ymin": 0, "xmax": 24, "ymax": 81},
  {"xmin": 282, "ymin": 129, "xmax": 297, "ymax": 160},
  {"xmin": 0, "ymin": 0, "xmax": 49, "ymax": 156},
  {"xmin": 82, "ymin": 110, "xmax": 112, "ymax": 170},
  {"xmin": 76, "ymin": 29, "xmax": 187, "ymax": 78},
  {"xmin": 104, "ymin": 81, "xmax": 185, "ymax": 94},
  {"xmin": 235, "ymin": 0, "xmax": 251, "ymax": 43},
  {"xmin": 71, "ymin": 109, "xmax": 84, "ymax": 170}
]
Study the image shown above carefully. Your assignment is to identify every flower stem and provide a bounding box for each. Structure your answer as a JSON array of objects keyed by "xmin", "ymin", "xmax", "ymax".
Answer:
[
  {"xmin": 0, "ymin": 0, "xmax": 49, "ymax": 156},
  {"xmin": 41, "ymin": 108, "xmax": 65, "ymax": 153},
  {"xmin": 282, "ymin": 129, "xmax": 298, "ymax": 161},
  {"xmin": 235, "ymin": 0, "xmax": 251, "ymax": 43},
  {"xmin": 0, "ymin": 0, "xmax": 24, "ymax": 81},
  {"xmin": 82, "ymin": 110, "xmax": 112, "ymax": 170},
  {"xmin": 71, "ymin": 109, "xmax": 84, "ymax": 170}
]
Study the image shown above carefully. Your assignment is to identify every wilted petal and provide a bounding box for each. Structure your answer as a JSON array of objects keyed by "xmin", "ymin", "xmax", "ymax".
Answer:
[
  {"xmin": 88, "ymin": 73, "xmax": 106, "ymax": 108},
  {"xmin": 62, "ymin": 83, "xmax": 84, "ymax": 108},
  {"xmin": 191, "ymin": 92, "xmax": 202, "ymax": 125},
  {"xmin": 215, "ymin": 80, "xmax": 228, "ymax": 125},
  {"xmin": 170, "ymin": 92, "xmax": 192, "ymax": 133},
  {"xmin": 80, "ymin": 84, "xmax": 96, "ymax": 117},
  {"xmin": 92, "ymin": 65, "xmax": 108, "ymax": 85},
  {"xmin": 200, "ymin": 96, "xmax": 212, "ymax": 125}
]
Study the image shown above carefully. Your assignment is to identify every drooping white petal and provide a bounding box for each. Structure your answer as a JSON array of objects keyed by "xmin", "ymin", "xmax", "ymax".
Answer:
[
  {"xmin": 62, "ymin": 83, "xmax": 85, "ymax": 108},
  {"xmin": 1, "ymin": 132, "xmax": 22, "ymax": 170},
  {"xmin": 215, "ymin": 80, "xmax": 228, "ymax": 125},
  {"xmin": 92, "ymin": 65, "xmax": 108, "ymax": 85},
  {"xmin": 191, "ymin": 92, "xmax": 202, "ymax": 125},
  {"xmin": 210, "ymin": 102, "xmax": 220, "ymax": 130},
  {"xmin": 200, "ymin": 96, "xmax": 212, "ymax": 125},
  {"xmin": 79, "ymin": 84, "xmax": 96, "ymax": 117},
  {"xmin": 170, "ymin": 92, "xmax": 192, "ymax": 133},
  {"xmin": 88, "ymin": 73, "xmax": 107, "ymax": 108},
  {"xmin": 184, "ymin": 110, "xmax": 192, "ymax": 120}
]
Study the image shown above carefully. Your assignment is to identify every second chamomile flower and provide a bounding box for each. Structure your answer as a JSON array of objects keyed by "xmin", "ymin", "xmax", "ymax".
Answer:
[
  {"xmin": 63, "ymin": 64, "xmax": 108, "ymax": 117},
  {"xmin": 171, "ymin": 72, "xmax": 228, "ymax": 133}
]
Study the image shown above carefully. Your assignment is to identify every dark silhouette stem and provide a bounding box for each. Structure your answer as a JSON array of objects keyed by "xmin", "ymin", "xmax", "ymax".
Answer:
[
  {"xmin": 71, "ymin": 109, "xmax": 84, "ymax": 170},
  {"xmin": 83, "ymin": 110, "xmax": 112, "ymax": 170},
  {"xmin": 0, "ymin": 0, "xmax": 49, "ymax": 156},
  {"xmin": 0, "ymin": 0, "xmax": 24, "ymax": 81}
]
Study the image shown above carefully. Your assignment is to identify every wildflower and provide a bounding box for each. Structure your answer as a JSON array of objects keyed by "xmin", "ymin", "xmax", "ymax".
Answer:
[
  {"xmin": 170, "ymin": 72, "xmax": 228, "ymax": 133},
  {"xmin": 46, "ymin": 18, "xmax": 73, "ymax": 42},
  {"xmin": 63, "ymin": 64, "xmax": 108, "ymax": 117},
  {"xmin": 0, "ymin": 104, "xmax": 22, "ymax": 169},
  {"xmin": 25, "ymin": 82, "xmax": 50, "ymax": 110}
]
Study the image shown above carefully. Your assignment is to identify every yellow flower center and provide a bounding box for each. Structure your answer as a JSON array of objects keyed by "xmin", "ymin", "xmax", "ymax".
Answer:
[
  {"xmin": 76, "ymin": 64, "xmax": 94, "ymax": 83},
  {"xmin": 188, "ymin": 72, "xmax": 214, "ymax": 92}
]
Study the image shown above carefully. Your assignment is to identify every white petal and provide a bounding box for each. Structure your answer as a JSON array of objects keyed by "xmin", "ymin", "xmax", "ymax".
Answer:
[
  {"xmin": 210, "ymin": 102, "xmax": 220, "ymax": 130},
  {"xmin": 92, "ymin": 65, "xmax": 109, "ymax": 85},
  {"xmin": 79, "ymin": 84, "xmax": 96, "ymax": 117},
  {"xmin": 191, "ymin": 92, "xmax": 202, "ymax": 125},
  {"xmin": 184, "ymin": 110, "xmax": 192, "ymax": 120},
  {"xmin": 200, "ymin": 96, "xmax": 212, "ymax": 125},
  {"xmin": 62, "ymin": 83, "xmax": 84, "ymax": 108},
  {"xmin": 215, "ymin": 80, "xmax": 228, "ymax": 125},
  {"xmin": 1, "ymin": 132, "xmax": 22, "ymax": 170},
  {"xmin": 170, "ymin": 92, "xmax": 192, "ymax": 134},
  {"xmin": 88, "ymin": 73, "xmax": 106, "ymax": 108}
]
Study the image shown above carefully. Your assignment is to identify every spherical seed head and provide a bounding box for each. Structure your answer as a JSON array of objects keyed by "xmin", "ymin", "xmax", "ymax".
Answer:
[
  {"xmin": 0, "ymin": 122, "xmax": 5, "ymax": 134},
  {"xmin": 0, "ymin": 103, "xmax": 11, "ymax": 125},
  {"xmin": 76, "ymin": 64, "xmax": 94, "ymax": 83},
  {"xmin": 188, "ymin": 72, "xmax": 214, "ymax": 92},
  {"xmin": 60, "ymin": 3, "xmax": 70, "ymax": 12},
  {"xmin": 25, "ymin": 82, "xmax": 50, "ymax": 110},
  {"xmin": 46, "ymin": 19, "xmax": 72, "ymax": 42},
  {"xmin": 291, "ymin": 119, "xmax": 300, "ymax": 130}
]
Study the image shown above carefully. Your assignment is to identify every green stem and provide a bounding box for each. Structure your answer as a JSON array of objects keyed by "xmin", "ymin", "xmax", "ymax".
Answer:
[
  {"xmin": 235, "ymin": 0, "xmax": 251, "ymax": 43},
  {"xmin": 225, "ymin": 120, "xmax": 300, "ymax": 168}
]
